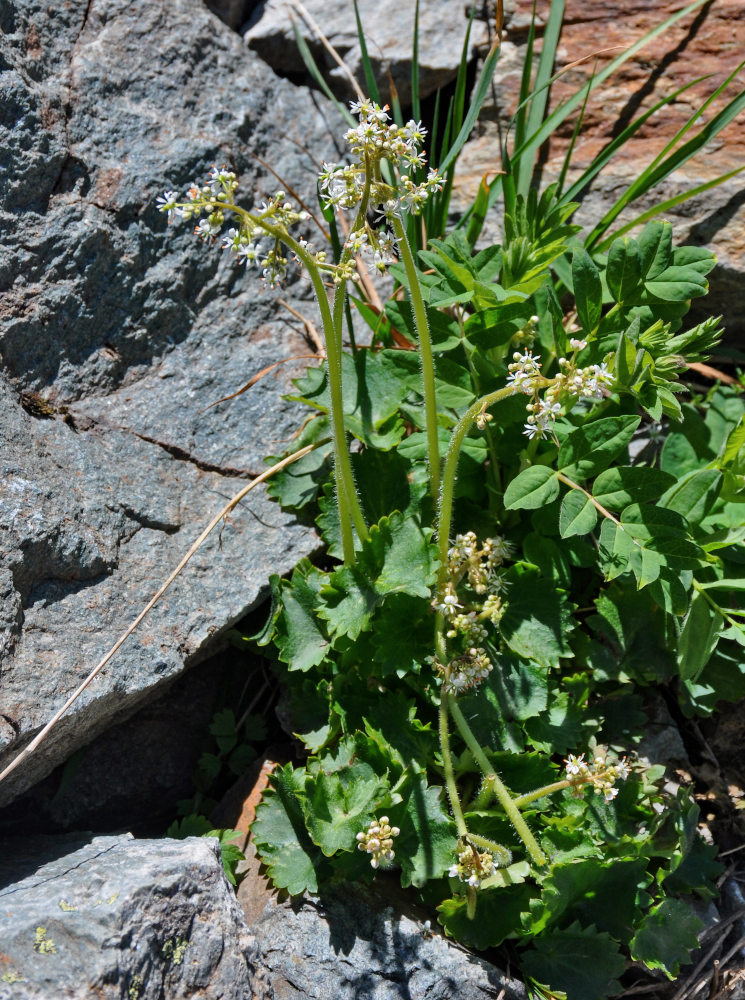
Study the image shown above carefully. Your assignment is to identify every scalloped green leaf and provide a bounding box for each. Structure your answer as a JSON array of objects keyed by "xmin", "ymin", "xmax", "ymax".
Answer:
[
  {"xmin": 274, "ymin": 561, "xmax": 330, "ymax": 672},
  {"xmin": 631, "ymin": 898, "xmax": 703, "ymax": 978},
  {"xmin": 317, "ymin": 512, "xmax": 436, "ymax": 641},
  {"xmin": 394, "ymin": 772, "xmax": 456, "ymax": 888},
  {"xmin": 528, "ymin": 858, "xmax": 651, "ymax": 941},
  {"xmin": 252, "ymin": 763, "xmax": 327, "ymax": 896},
  {"xmin": 521, "ymin": 923, "xmax": 626, "ymax": 1000},
  {"xmin": 438, "ymin": 883, "xmax": 535, "ymax": 950},
  {"xmin": 499, "ymin": 570, "xmax": 575, "ymax": 667},
  {"xmin": 298, "ymin": 738, "xmax": 390, "ymax": 857}
]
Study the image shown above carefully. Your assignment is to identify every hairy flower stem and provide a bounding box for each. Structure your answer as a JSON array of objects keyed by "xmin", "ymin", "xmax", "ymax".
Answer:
[
  {"xmin": 237, "ymin": 207, "xmax": 368, "ymax": 560},
  {"xmin": 448, "ymin": 695, "xmax": 547, "ymax": 867},
  {"xmin": 391, "ymin": 215, "xmax": 440, "ymax": 500},
  {"xmin": 436, "ymin": 385, "xmax": 516, "ymax": 585},
  {"xmin": 297, "ymin": 239, "xmax": 368, "ymax": 559},
  {"xmin": 512, "ymin": 778, "xmax": 584, "ymax": 808},
  {"xmin": 467, "ymin": 832, "xmax": 512, "ymax": 866},
  {"xmin": 439, "ymin": 681, "xmax": 469, "ymax": 840},
  {"xmin": 222, "ymin": 206, "xmax": 366, "ymax": 561}
]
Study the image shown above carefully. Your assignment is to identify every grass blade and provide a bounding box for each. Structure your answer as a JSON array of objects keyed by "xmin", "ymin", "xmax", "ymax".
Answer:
[
  {"xmin": 516, "ymin": 0, "xmax": 565, "ymax": 196},
  {"xmin": 411, "ymin": 0, "xmax": 421, "ymax": 120},
  {"xmin": 587, "ymin": 78, "xmax": 745, "ymax": 246},
  {"xmin": 555, "ymin": 58, "xmax": 594, "ymax": 196},
  {"xmin": 291, "ymin": 16, "xmax": 355, "ymax": 125},
  {"xmin": 597, "ymin": 164, "xmax": 745, "ymax": 248},
  {"xmin": 561, "ymin": 75, "xmax": 712, "ymax": 204},
  {"xmin": 353, "ymin": 0, "xmax": 381, "ymax": 104},
  {"xmin": 510, "ymin": 0, "xmax": 712, "ymax": 175},
  {"xmin": 438, "ymin": 38, "xmax": 501, "ymax": 174},
  {"xmin": 513, "ymin": 2, "xmax": 537, "ymax": 154}
]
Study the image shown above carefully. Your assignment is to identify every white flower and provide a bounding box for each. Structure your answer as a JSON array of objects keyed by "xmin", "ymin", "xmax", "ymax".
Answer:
[
  {"xmin": 194, "ymin": 218, "xmax": 221, "ymax": 240},
  {"xmin": 156, "ymin": 190, "xmax": 180, "ymax": 222}
]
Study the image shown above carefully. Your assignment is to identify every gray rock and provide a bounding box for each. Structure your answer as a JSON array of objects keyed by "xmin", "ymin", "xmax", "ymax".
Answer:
[
  {"xmin": 239, "ymin": 853, "xmax": 527, "ymax": 1000},
  {"xmin": 0, "ymin": 834, "xmax": 253, "ymax": 999},
  {"xmin": 205, "ymin": 0, "xmax": 260, "ymax": 31},
  {"xmin": 243, "ymin": 0, "xmax": 489, "ymax": 106},
  {"xmin": 0, "ymin": 0, "xmax": 343, "ymax": 805}
]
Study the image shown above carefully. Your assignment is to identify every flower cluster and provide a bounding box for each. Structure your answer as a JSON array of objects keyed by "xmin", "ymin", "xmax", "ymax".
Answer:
[
  {"xmin": 319, "ymin": 99, "xmax": 442, "ymax": 219},
  {"xmin": 343, "ymin": 226, "xmax": 398, "ymax": 274},
  {"xmin": 448, "ymin": 843, "xmax": 497, "ymax": 889},
  {"xmin": 156, "ymin": 169, "xmax": 322, "ymax": 288},
  {"xmin": 564, "ymin": 750, "xmax": 632, "ymax": 803},
  {"xmin": 432, "ymin": 533, "xmax": 516, "ymax": 692},
  {"xmin": 508, "ymin": 346, "xmax": 615, "ymax": 441},
  {"xmin": 446, "ymin": 532, "xmax": 514, "ymax": 594},
  {"xmin": 356, "ymin": 816, "xmax": 400, "ymax": 870},
  {"xmin": 441, "ymin": 647, "xmax": 493, "ymax": 693}
]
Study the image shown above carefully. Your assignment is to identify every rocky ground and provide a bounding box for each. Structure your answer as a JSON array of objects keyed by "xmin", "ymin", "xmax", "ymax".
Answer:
[{"xmin": 1, "ymin": 0, "xmax": 744, "ymax": 996}]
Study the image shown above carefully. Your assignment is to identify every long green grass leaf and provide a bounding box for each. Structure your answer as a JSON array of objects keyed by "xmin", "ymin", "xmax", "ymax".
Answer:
[
  {"xmin": 509, "ymin": 0, "xmax": 711, "ymax": 179},
  {"xmin": 353, "ymin": 0, "xmax": 381, "ymax": 105},
  {"xmin": 514, "ymin": 1, "xmax": 537, "ymax": 154},
  {"xmin": 517, "ymin": 0, "xmax": 565, "ymax": 196},
  {"xmin": 438, "ymin": 39, "xmax": 502, "ymax": 174},
  {"xmin": 411, "ymin": 0, "xmax": 421, "ymax": 120},
  {"xmin": 291, "ymin": 18, "xmax": 355, "ymax": 126},
  {"xmin": 587, "ymin": 78, "xmax": 745, "ymax": 246},
  {"xmin": 556, "ymin": 59, "xmax": 594, "ymax": 196},
  {"xmin": 561, "ymin": 75, "xmax": 712, "ymax": 204},
  {"xmin": 597, "ymin": 164, "xmax": 745, "ymax": 248}
]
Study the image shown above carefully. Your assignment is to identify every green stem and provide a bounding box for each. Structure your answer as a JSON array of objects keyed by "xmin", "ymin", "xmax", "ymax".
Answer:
[
  {"xmin": 436, "ymin": 383, "xmax": 517, "ymax": 584},
  {"xmin": 391, "ymin": 214, "xmax": 441, "ymax": 501},
  {"xmin": 556, "ymin": 471, "xmax": 624, "ymax": 529},
  {"xmin": 233, "ymin": 205, "xmax": 368, "ymax": 560},
  {"xmin": 472, "ymin": 779, "xmax": 495, "ymax": 811},
  {"xmin": 467, "ymin": 832, "xmax": 512, "ymax": 866},
  {"xmin": 439, "ymin": 686, "xmax": 468, "ymax": 839},
  {"xmin": 448, "ymin": 695, "xmax": 547, "ymax": 866},
  {"xmin": 512, "ymin": 780, "xmax": 573, "ymax": 808}
]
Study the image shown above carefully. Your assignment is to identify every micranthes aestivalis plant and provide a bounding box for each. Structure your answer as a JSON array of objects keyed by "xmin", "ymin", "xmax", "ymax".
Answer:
[{"xmin": 157, "ymin": 80, "xmax": 745, "ymax": 997}]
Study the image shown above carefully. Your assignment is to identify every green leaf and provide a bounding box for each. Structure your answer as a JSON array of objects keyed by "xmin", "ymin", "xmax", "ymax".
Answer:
[
  {"xmin": 660, "ymin": 469, "xmax": 723, "ymax": 526},
  {"xmin": 663, "ymin": 797, "xmax": 722, "ymax": 899},
  {"xmin": 592, "ymin": 466, "xmax": 676, "ymax": 510},
  {"xmin": 607, "ymin": 236, "xmax": 642, "ymax": 302},
  {"xmin": 458, "ymin": 657, "xmax": 551, "ymax": 752},
  {"xmin": 299, "ymin": 738, "xmax": 389, "ymax": 857},
  {"xmin": 395, "ymin": 772, "xmax": 456, "ymax": 888},
  {"xmin": 631, "ymin": 899, "xmax": 703, "ymax": 979},
  {"xmin": 643, "ymin": 264, "xmax": 709, "ymax": 302},
  {"xmin": 361, "ymin": 691, "xmax": 435, "ymax": 769},
  {"xmin": 521, "ymin": 923, "xmax": 626, "ymax": 1000},
  {"xmin": 274, "ymin": 561, "xmax": 330, "ymax": 672},
  {"xmin": 559, "ymin": 416, "xmax": 640, "ymax": 480},
  {"xmin": 500, "ymin": 570, "xmax": 575, "ymax": 667},
  {"xmin": 252, "ymin": 763, "xmax": 326, "ymax": 895},
  {"xmin": 209, "ymin": 708, "xmax": 237, "ymax": 754},
  {"xmin": 559, "ymin": 489, "xmax": 598, "ymax": 537},
  {"xmin": 637, "ymin": 220, "xmax": 672, "ymax": 279},
  {"xmin": 504, "ymin": 466, "xmax": 560, "ymax": 509},
  {"xmin": 318, "ymin": 513, "xmax": 436, "ymax": 642},
  {"xmin": 266, "ymin": 426, "xmax": 332, "ymax": 512},
  {"xmin": 572, "ymin": 248, "xmax": 602, "ymax": 334},
  {"xmin": 438, "ymin": 883, "xmax": 535, "ymax": 950},
  {"xmin": 677, "ymin": 591, "xmax": 723, "ymax": 681},
  {"xmin": 529, "ymin": 858, "xmax": 651, "ymax": 941}
]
